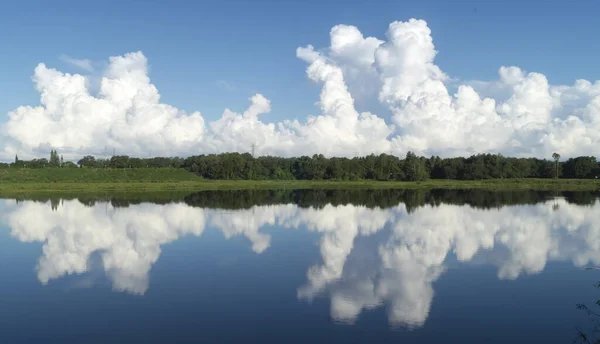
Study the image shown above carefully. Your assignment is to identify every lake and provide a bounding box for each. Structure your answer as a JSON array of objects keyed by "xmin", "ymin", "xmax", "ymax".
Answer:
[{"xmin": 0, "ymin": 189, "xmax": 599, "ymax": 343}]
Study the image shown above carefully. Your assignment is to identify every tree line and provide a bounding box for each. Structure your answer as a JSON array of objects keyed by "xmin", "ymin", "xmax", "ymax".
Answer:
[
  {"xmin": 5, "ymin": 151, "xmax": 600, "ymax": 180},
  {"xmin": 10, "ymin": 150, "xmax": 78, "ymax": 169}
]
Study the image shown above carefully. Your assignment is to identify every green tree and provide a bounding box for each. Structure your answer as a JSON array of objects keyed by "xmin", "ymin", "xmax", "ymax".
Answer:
[
  {"xmin": 77, "ymin": 155, "xmax": 97, "ymax": 168},
  {"xmin": 62, "ymin": 161, "xmax": 77, "ymax": 168},
  {"xmin": 403, "ymin": 152, "xmax": 428, "ymax": 181},
  {"xmin": 49, "ymin": 149, "xmax": 60, "ymax": 167},
  {"xmin": 564, "ymin": 156, "xmax": 597, "ymax": 179},
  {"xmin": 109, "ymin": 155, "xmax": 131, "ymax": 168}
]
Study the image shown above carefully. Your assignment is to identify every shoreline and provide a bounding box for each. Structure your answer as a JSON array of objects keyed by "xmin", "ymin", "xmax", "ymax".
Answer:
[{"xmin": 0, "ymin": 179, "xmax": 598, "ymax": 193}]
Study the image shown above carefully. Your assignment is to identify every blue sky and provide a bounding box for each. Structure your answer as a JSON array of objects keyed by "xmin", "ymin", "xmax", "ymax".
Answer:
[
  {"xmin": 2, "ymin": 0, "xmax": 600, "ymax": 160},
  {"xmin": 2, "ymin": 0, "xmax": 599, "ymax": 123}
]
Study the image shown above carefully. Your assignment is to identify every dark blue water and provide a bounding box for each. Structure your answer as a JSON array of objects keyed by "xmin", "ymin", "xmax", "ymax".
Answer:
[{"xmin": 0, "ymin": 191, "xmax": 598, "ymax": 343}]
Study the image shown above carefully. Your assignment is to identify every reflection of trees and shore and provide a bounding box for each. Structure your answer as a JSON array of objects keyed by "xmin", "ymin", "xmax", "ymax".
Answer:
[
  {"xmin": 3, "ymin": 190, "xmax": 600, "ymax": 329},
  {"xmin": 13, "ymin": 189, "xmax": 600, "ymax": 211}
]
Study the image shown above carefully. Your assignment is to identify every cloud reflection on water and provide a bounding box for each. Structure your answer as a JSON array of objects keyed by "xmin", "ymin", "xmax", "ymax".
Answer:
[{"xmin": 2, "ymin": 197, "xmax": 599, "ymax": 328}]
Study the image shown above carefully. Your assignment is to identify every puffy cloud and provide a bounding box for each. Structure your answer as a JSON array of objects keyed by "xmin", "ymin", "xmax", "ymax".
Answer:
[
  {"xmin": 293, "ymin": 46, "xmax": 394, "ymax": 156},
  {"xmin": 8, "ymin": 19, "xmax": 600, "ymax": 159},
  {"xmin": 331, "ymin": 19, "xmax": 600, "ymax": 158},
  {"xmin": 4, "ymin": 48, "xmax": 393, "ymax": 159},
  {"xmin": 5, "ymin": 52, "xmax": 209, "ymax": 159},
  {"xmin": 3, "ymin": 197, "xmax": 600, "ymax": 329}
]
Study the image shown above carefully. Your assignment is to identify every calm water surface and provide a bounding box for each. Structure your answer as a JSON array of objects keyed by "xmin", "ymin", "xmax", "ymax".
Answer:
[{"xmin": 0, "ymin": 189, "xmax": 599, "ymax": 343}]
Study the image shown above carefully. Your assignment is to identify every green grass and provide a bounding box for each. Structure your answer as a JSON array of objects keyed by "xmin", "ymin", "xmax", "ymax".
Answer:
[
  {"xmin": 0, "ymin": 168, "xmax": 598, "ymax": 193},
  {"xmin": 0, "ymin": 167, "xmax": 198, "ymax": 183}
]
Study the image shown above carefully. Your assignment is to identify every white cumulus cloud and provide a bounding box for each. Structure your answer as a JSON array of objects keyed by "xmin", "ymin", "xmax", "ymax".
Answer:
[{"xmin": 5, "ymin": 19, "xmax": 600, "ymax": 159}]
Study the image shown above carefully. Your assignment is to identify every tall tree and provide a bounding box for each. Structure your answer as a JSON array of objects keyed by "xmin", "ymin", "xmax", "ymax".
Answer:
[
  {"xmin": 403, "ymin": 152, "xmax": 428, "ymax": 181},
  {"xmin": 49, "ymin": 149, "xmax": 60, "ymax": 167},
  {"xmin": 552, "ymin": 152, "xmax": 560, "ymax": 179}
]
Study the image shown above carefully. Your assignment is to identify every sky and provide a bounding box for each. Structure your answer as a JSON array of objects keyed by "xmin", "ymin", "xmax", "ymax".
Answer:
[{"xmin": 2, "ymin": 0, "xmax": 600, "ymax": 160}]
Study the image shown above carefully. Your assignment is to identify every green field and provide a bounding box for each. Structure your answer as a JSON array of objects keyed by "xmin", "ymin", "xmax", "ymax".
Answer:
[
  {"xmin": 0, "ymin": 168, "xmax": 597, "ymax": 193},
  {"xmin": 0, "ymin": 167, "xmax": 198, "ymax": 183}
]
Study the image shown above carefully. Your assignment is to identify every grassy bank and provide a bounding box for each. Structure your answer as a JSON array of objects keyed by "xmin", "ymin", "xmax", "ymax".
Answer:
[
  {"xmin": 0, "ymin": 167, "xmax": 198, "ymax": 183},
  {"xmin": 0, "ymin": 168, "xmax": 598, "ymax": 193}
]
